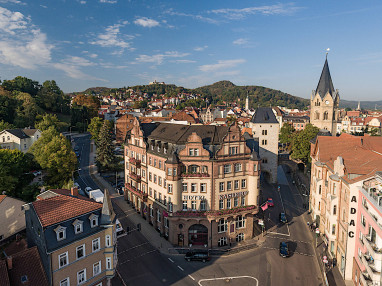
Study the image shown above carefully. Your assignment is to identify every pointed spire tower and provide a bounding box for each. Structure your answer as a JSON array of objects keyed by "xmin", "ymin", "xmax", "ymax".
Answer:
[
  {"xmin": 356, "ymin": 101, "xmax": 361, "ymax": 111},
  {"xmin": 245, "ymin": 91, "xmax": 249, "ymax": 111},
  {"xmin": 100, "ymin": 189, "xmax": 116, "ymax": 225},
  {"xmin": 310, "ymin": 55, "xmax": 340, "ymax": 135}
]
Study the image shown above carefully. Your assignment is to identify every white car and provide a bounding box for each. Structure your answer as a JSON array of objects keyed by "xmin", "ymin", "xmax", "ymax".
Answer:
[
  {"xmin": 84, "ymin": 187, "xmax": 92, "ymax": 196},
  {"xmin": 116, "ymin": 219, "xmax": 124, "ymax": 236}
]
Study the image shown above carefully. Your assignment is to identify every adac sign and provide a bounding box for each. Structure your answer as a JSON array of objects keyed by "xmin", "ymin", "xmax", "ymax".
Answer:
[{"xmin": 348, "ymin": 195, "xmax": 357, "ymax": 238}]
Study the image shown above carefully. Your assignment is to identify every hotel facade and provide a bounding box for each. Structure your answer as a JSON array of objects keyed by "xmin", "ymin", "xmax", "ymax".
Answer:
[{"xmin": 124, "ymin": 118, "xmax": 261, "ymax": 248}]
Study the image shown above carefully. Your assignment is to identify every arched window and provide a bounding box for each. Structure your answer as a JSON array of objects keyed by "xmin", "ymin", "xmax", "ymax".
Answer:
[
  {"xmin": 333, "ymin": 205, "xmax": 337, "ymax": 215},
  {"xmin": 315, "ymin": 112, "xmax": 320, "ymax": 120},
  {"xmin": 189, "ymin": 165, "xmax": 199, "ymax": 173},
  {"xmin": 323, "ymin": 111, "xmax": 328, "ymax": 120}
]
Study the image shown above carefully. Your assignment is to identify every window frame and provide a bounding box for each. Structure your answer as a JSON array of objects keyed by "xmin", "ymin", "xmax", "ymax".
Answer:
[
  {"xmin": 58, "ymin": 252, "xmax": 69, "ymax": 269},
  {"xmin": 92, "ymin": 237, "xmax": 101, "ymax": 253},
  {"xmin": 76, "ymin": 244, "xmax": 85, "ymax": 260},
  {"xmin": 77, "ymin": 269, "xmax": 86, "ymax": 285}
]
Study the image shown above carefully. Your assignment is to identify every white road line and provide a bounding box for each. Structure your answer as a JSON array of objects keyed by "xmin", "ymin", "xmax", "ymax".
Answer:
[
  {"xmin": 277, "ymin": 186, "xmax": 291, "ymax": 237},
  {"xmin": 267, "ymin": 231, "xmax": 290, "ymax": 237},
  {"xmin": 168, "ymin": 258, "xmax": 174, "ymax": 263},
  {"xmin": 118, "ymin": 242, "xmax": 149, "ymax": 255},
  {"xmin": 118, "ymin": 249, "xmax": 157, "ymax": 265},
  {"xmin": 177, "ymin": 266, "xmax": 184, "ymax": 271},
  {"xmin": 198, "ymin": 276, "xmax": 258, "ymax": 286},
  {"xmin": 188, "ymin": 275, "xmax": 195, "ymax": 281}
]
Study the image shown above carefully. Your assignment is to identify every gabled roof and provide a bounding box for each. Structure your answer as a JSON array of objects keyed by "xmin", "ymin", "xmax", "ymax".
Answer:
[
  {"xmin": 6, "ymin": 246, "xmax": 49, "ymax": 286},
  {"xmin": 250, "ymin": 107, "xmax": 278, "ymax": 124},
  {"xmin": 1, "ymin": 129, "xmax": 29, "ymax": 139},
  {"xmin": 32, "ymin": 193, "xmax": 102, "ymax": 227},
  {"xmin": 100, "ymin": 189, "xmax": 115, "ymax": 225},
  {"xmin": 316, "ymin": 58, "xmax": 335, "ymax": 99},
  {"xmin": 22, "ymin": 129, "xmax": 39, "ymax": 137}
]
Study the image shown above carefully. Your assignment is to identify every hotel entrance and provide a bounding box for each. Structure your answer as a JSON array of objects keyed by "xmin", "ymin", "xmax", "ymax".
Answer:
[{"xmin": 188, "ymin": 224, "xmax": 208, "ymax": 246}]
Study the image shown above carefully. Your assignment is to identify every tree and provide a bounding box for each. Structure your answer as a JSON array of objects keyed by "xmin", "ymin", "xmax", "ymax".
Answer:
[
  {"xmin": 36, "ymin": 80, "xmax": 69, "ymax": 113},
  {"xmin": 35, "ymin": 113, "xmax": 68, "ymax": 132},
  {"xmin": 13, "ymin": 92, "xmax": 41, "ymax": 127},
  {"xmin": 29, "ymin": 127, "xmax": 77, "ymax": 187},
  {"xmin": 87, "ymin": 117, "xmax": 103, "ymax": 141},
  {"xmin": 291, "ymin": 124, "xmax": 319, "ymax": 165},
  {"xmin": 279, "ymin": 123, "xmax": 296, "ymax": 145},
  {"xmin": 0, "ymin": 149, "xmax": 37, "ymax": 201},
  {"xmin": 96, "ymin": 121, "xmax": 117, "ymax": 171},
  {"xmin": 0, "ymin": 88, "xmax": 17, "ymax": 124},
  {"xmin": 0, "ymin": 120, "xmax": 14, "ymax": 131},
  {"xmin": 1, "ymin": 76, "xmax": 40, "ymax": 97}
]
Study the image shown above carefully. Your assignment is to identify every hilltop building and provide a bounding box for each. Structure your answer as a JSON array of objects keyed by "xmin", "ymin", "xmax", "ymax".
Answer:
[
  {"xmin": 0, "ymin": 128, "xmax": 41, "ymax": 152},
  {"xmin": 124, "ymin": 119, "xmax": 261, "ymax": 248},
  {"xmin": 310, "ymin": 57, "xmax": 340, "ymax": 135},
  {"xmin": 24, "ymin": 188, "xmax": 117, "ymax": 286}
]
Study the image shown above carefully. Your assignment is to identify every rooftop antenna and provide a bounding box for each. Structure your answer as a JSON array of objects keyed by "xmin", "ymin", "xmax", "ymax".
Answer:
[{"xmin": 326, "ymin": 48, "xmax": 330, "ymax": 59}]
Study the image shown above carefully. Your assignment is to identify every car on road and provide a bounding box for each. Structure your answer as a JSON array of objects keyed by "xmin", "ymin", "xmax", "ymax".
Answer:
[
  {"xmin": 84, "ymin": 187, "xmax": 92, "ymax": 196},
  {"xmin": 279, "ymin": 212, "xmax": 287, "ymax": 223},
  {"xmin": 75, "ymin": 151, "xmax": 80, "ymax": 157},
  {"xmin": 74, "ymin": 146, "xmax": 79, "ymax": 151},
  {"xmin": 32, "ymin": 170, "xmax": 42, "ymax": 177},
  {"xmin": 279, "ymin": 242, "xmax": 290, "ymax": 258},
  {"xmin": 116, "ymin": 219, "xmax": 124, "ymax": 236},
  {"xmin": 185, "ymin": 251, "xmax": 210, "ymax": 262},
  {"xmin": 267, "ymin": 198, "xmax": 274, "ymax": 207}
]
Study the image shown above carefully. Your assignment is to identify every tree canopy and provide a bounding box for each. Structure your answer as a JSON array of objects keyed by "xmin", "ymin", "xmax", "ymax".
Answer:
[
  {"xmin": 88, "ymin": 117, "xmax": 104, "ymax": 142},
  {"xmin": 35, "ymin": 113, "xmax": 68, "ymax": 132},
  {"xmin": 290, "ymin": 123, "xmax": 319, "ymax": 164},
  {"xmin": 96, "ymin": 120, "xmax": 117, "ymax": 171}
]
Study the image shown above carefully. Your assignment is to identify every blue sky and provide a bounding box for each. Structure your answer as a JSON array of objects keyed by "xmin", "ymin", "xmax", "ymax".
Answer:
[{"xmin": 0, "ymin": 0, "xmax": 381, "ymax": 100}]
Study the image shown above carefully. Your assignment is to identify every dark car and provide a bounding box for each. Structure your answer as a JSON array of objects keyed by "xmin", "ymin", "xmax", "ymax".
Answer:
[
  {"xmin": 185, "ymin": 251, "xmax": 210, "ymax": 262},
  {"xmin": 279, "ymin": 212, "xmax": 287, "ymax": 223},
  {"xmin": 279, "ymin": 242, "xmax": 290, "ymax": 258}
]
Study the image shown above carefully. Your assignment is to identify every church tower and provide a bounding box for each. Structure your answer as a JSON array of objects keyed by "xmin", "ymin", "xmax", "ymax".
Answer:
[
  {"xmin": 245, "ymin": 94, "xmax": 249, "ymax": 110},
  {"xmin": 310, "ymin": 56, "xmax": 340, "ymax": 135}
]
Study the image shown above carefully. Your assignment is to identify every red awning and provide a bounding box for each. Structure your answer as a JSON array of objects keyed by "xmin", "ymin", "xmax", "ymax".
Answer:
[{"xmin": 261, "ymin": 202, "xmax": 268, "ymax": 211}]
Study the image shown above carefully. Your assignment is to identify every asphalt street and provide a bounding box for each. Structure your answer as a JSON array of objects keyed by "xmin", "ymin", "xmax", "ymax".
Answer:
[{"xmin": 72, "ymin": 135, "xmax": 322, "ymax": 286}]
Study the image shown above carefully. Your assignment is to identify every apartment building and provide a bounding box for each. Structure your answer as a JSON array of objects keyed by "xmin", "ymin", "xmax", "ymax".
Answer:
[
  {"xmin": 309, "ymin": 134, "xmax": 382, "ymax": 282},
  {"xmin": 124, "ymin": 118, "xmax": 261, "ymax": 248},
  {"xmin": 248, "ymin": 107, "xmax": 279, "ymax": 183},
  {"xmin": 24, "ymin": 188, "xmax": 117, "ymax": 286},
  {"xmin": 353, "ymin": 172, "xmax": 382, "ymax": 286}
]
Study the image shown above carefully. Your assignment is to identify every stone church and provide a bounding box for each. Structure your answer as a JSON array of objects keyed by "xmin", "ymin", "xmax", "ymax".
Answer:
[{"xmin": 310, "ymin": 57, "xmax": 340, "ymax": 135}]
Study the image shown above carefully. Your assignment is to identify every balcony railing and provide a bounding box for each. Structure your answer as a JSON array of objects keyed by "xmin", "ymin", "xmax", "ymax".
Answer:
[
  {"xmin": 364, "ymin": 235, "xmax": 382, "ymax": 257},
  {"xmin": 170, "ymin": 205, "xmax": 257, "ymax": 218},
  {"xmin": 129, "ymin": 157, "xmax": 141, "ymax": 167},
  {"xmin": 181, "ymin": 173, "xmax": 210, "ymax": 178},
  {"xmin": 125, "ymin": 183, "xmax": 147, "ymax": 201},
  {"xmin": 130, "ymin": 172, "xmax": 141, "ymax": 182}
]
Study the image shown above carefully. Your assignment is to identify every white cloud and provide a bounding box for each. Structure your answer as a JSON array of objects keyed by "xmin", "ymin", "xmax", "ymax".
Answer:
[
  {"xmin": 99, "ymin": 0, "xmax": 117, "ymax": 3},
  {"xmin": 0, "ymin": 0, "xmax": 24, "ymax": 4},
  {"xmin": 233, "ymin": 38, "xmax": 248, "ymax": 45},
  {"xmin": 0, "ymin": 7, "xmax": 53, "ymax": 69},
  {"xmin": 173, "ymin": 59, "xmax": 196, "ymax": 64},
  {"xmin": 134, "ymin": 17, "xmax": 160, "ymax": 28},
  {"xmin": 210, "ymin": 4, "xmax": 301, "ymax": 20},
  {"xmin": 199, "ymin": 59, "xmax": 246, "ymax": 72},
  {"xmin": 194, "ymin": 45, "xmax": 208, "ymax": 51},
  {"xmin": 79, "ymin": 0, "xmax": 86, "ymax": 4},
  {"xmin": 165, "ymin": 9, "xmax": 219, "ymax": 24},
  {"xmin": 135, "ymin": 51, "xmax": 189, "ymax": 65},
  {"xmin": 89, "ymin": 53, "xmax": 98, "ymax": 58},
  {"xmin": 90, "ymin": 23, "xmax": 133, "ymax": 51}
]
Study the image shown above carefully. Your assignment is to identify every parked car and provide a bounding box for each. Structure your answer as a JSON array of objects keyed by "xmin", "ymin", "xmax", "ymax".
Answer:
[
  {"xmin": 267, "ymin": 198, "xmax": 274, "ymax": 207},
  {"xmin": 116, "ymin": 219, "xmax": 124, "ymax": 236},
  {"xmin": 32, "ymin": 170, "xmax": 42, "ymax": 177},
  {"xmin": 75, "ymin": 151, "xmax": 80, "ymax": 157},
  {"xmin": 84, "ymin": 187, "xmax": 92, "ymax": 196},
  {"xmin": 279, "ymin": 212, "xmax": 287, "ymax": 223},
  {"xmin": 279, "ymin": 242, "xmax": 290, "ymax": 258},
  {"xmin": 185, "ymin": 251, "xmax": 210, "ymax": 262}
]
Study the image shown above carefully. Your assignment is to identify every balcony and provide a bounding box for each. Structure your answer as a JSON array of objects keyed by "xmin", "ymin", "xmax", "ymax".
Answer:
[
  {"xmin": 130, "ymin": 172, "xmax": 141, "ymax": 183},
  {"xmin": 125, "ymin": 183, "xmax": 147, "ymax": 202},
  {"xmin": 360, "ymin": 272, "xmax": 373, "ymax": 286},
  {"xmin": 361, "ymin": 254, "xmax": 381, "ymax": 281},
  {"xmin": 181, "ymin": 173, "xmax": 210, "ymax": 178},
  {"xmin": 129, "ymin": 157, "xmax": 141, "ymax": 168},
  {"xmin": 364, "ymin": 235, "xmax": 382, "ymax": 261},
  {"xmin": 170, "ymin": 205, "xmax": 258, "ymax": 219}
]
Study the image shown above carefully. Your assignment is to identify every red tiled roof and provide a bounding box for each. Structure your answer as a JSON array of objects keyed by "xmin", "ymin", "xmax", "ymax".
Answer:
[
  {"xmin": 0, "ymin": 195, "xmax": 6, "ymax": 204},
  {"xmin": 32, "ymin": 194, "xmax": 102, "ymax": 227},
  {"xmin": 7, "ymin": 246, "xmax": 49, "ymax": 286}
]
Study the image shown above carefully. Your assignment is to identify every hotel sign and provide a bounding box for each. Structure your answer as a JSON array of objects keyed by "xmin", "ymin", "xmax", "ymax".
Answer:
[
  {"xmin": 219, "ymin": 191, "xmax": 248, "ymax": 200},
  {"xmin": 183, "ymin": 195, "xmax": 206, "ymax": 200}
]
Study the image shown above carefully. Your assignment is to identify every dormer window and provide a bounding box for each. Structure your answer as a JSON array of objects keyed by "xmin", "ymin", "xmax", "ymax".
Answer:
[
  {"xmin": 72, "ymin": 219, "xmax": 83, "ymax": 234},
  {"xmin": 89, "ymin": 214, "xmax": 99, "ymax": 228},
  {"xmin": 54, "ymin": 225, "xmax": 67, "ymax": 241}
]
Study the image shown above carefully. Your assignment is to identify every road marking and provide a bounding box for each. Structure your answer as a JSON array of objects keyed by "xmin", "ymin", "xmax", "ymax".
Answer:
[
  {"xmin": 277, "ymin": 185, "xmax": 291, "ymax": 237},
  {"xmin": 267, "ymin": 231, "xmax": 290, "ymax": 236},
  {"xmin": 188, "ymin": 275, "xmax": 195, "ymax": 281},
  {"xmin": 118, "ymin": 249, "xmax": 157, "ymax": 265},
  {"xmin": 267, "ymin": 236, "xmax": 312, "ymax": 244},
  {"xmin": 168, "ymin": 258, "xmax": 174, "ymax": 263},
  {"xmin": 118, "ymin": 242, "xmax": 149, "ymax": 255},
  {"xmin": 198, "ymin": 276, "xmax": 258, "ymax": 286},
  {"xmin": 177, "ymin": 266, "xmax": 184, "ymax": 271},
  {"xmin": 261, "ymin": 246, "xmax": 314, "ymax": 257}
]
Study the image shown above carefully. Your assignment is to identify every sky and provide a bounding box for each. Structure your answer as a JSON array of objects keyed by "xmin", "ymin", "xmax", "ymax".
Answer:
[{"xmin": 0, "ymin": 0, "xmax": 382, "ymax": 101}]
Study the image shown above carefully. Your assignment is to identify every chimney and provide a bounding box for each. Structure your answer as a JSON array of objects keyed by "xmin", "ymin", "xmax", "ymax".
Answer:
[
  {"xmin": 71, "ymin": 187, "xmax": 78, "ymax": 197},
  {"xmin": 7, "ymin": 256, "xmax": 12, "ymax": 270}
]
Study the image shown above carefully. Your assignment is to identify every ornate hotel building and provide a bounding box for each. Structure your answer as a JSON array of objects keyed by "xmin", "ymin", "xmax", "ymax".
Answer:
[{"xmin": 124, "ymin": 118, "xmax": 261, "ymax": 248}]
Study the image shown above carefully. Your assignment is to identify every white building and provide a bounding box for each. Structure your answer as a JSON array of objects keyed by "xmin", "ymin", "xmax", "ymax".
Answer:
[{"xmin": 0, "ymin": 128, "xmax": 41, "ymax": 152}]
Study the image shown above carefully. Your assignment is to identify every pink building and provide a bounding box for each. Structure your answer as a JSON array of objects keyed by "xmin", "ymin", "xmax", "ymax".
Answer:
[{"xmin": 353, "ymin": 171, "xmax": 382, "ymax": 286}]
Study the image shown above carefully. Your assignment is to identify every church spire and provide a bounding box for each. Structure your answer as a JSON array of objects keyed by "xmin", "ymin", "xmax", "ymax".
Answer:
[{"xmin": 316, "ymin": 57, "xmax": 335, "ymax": 99}]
